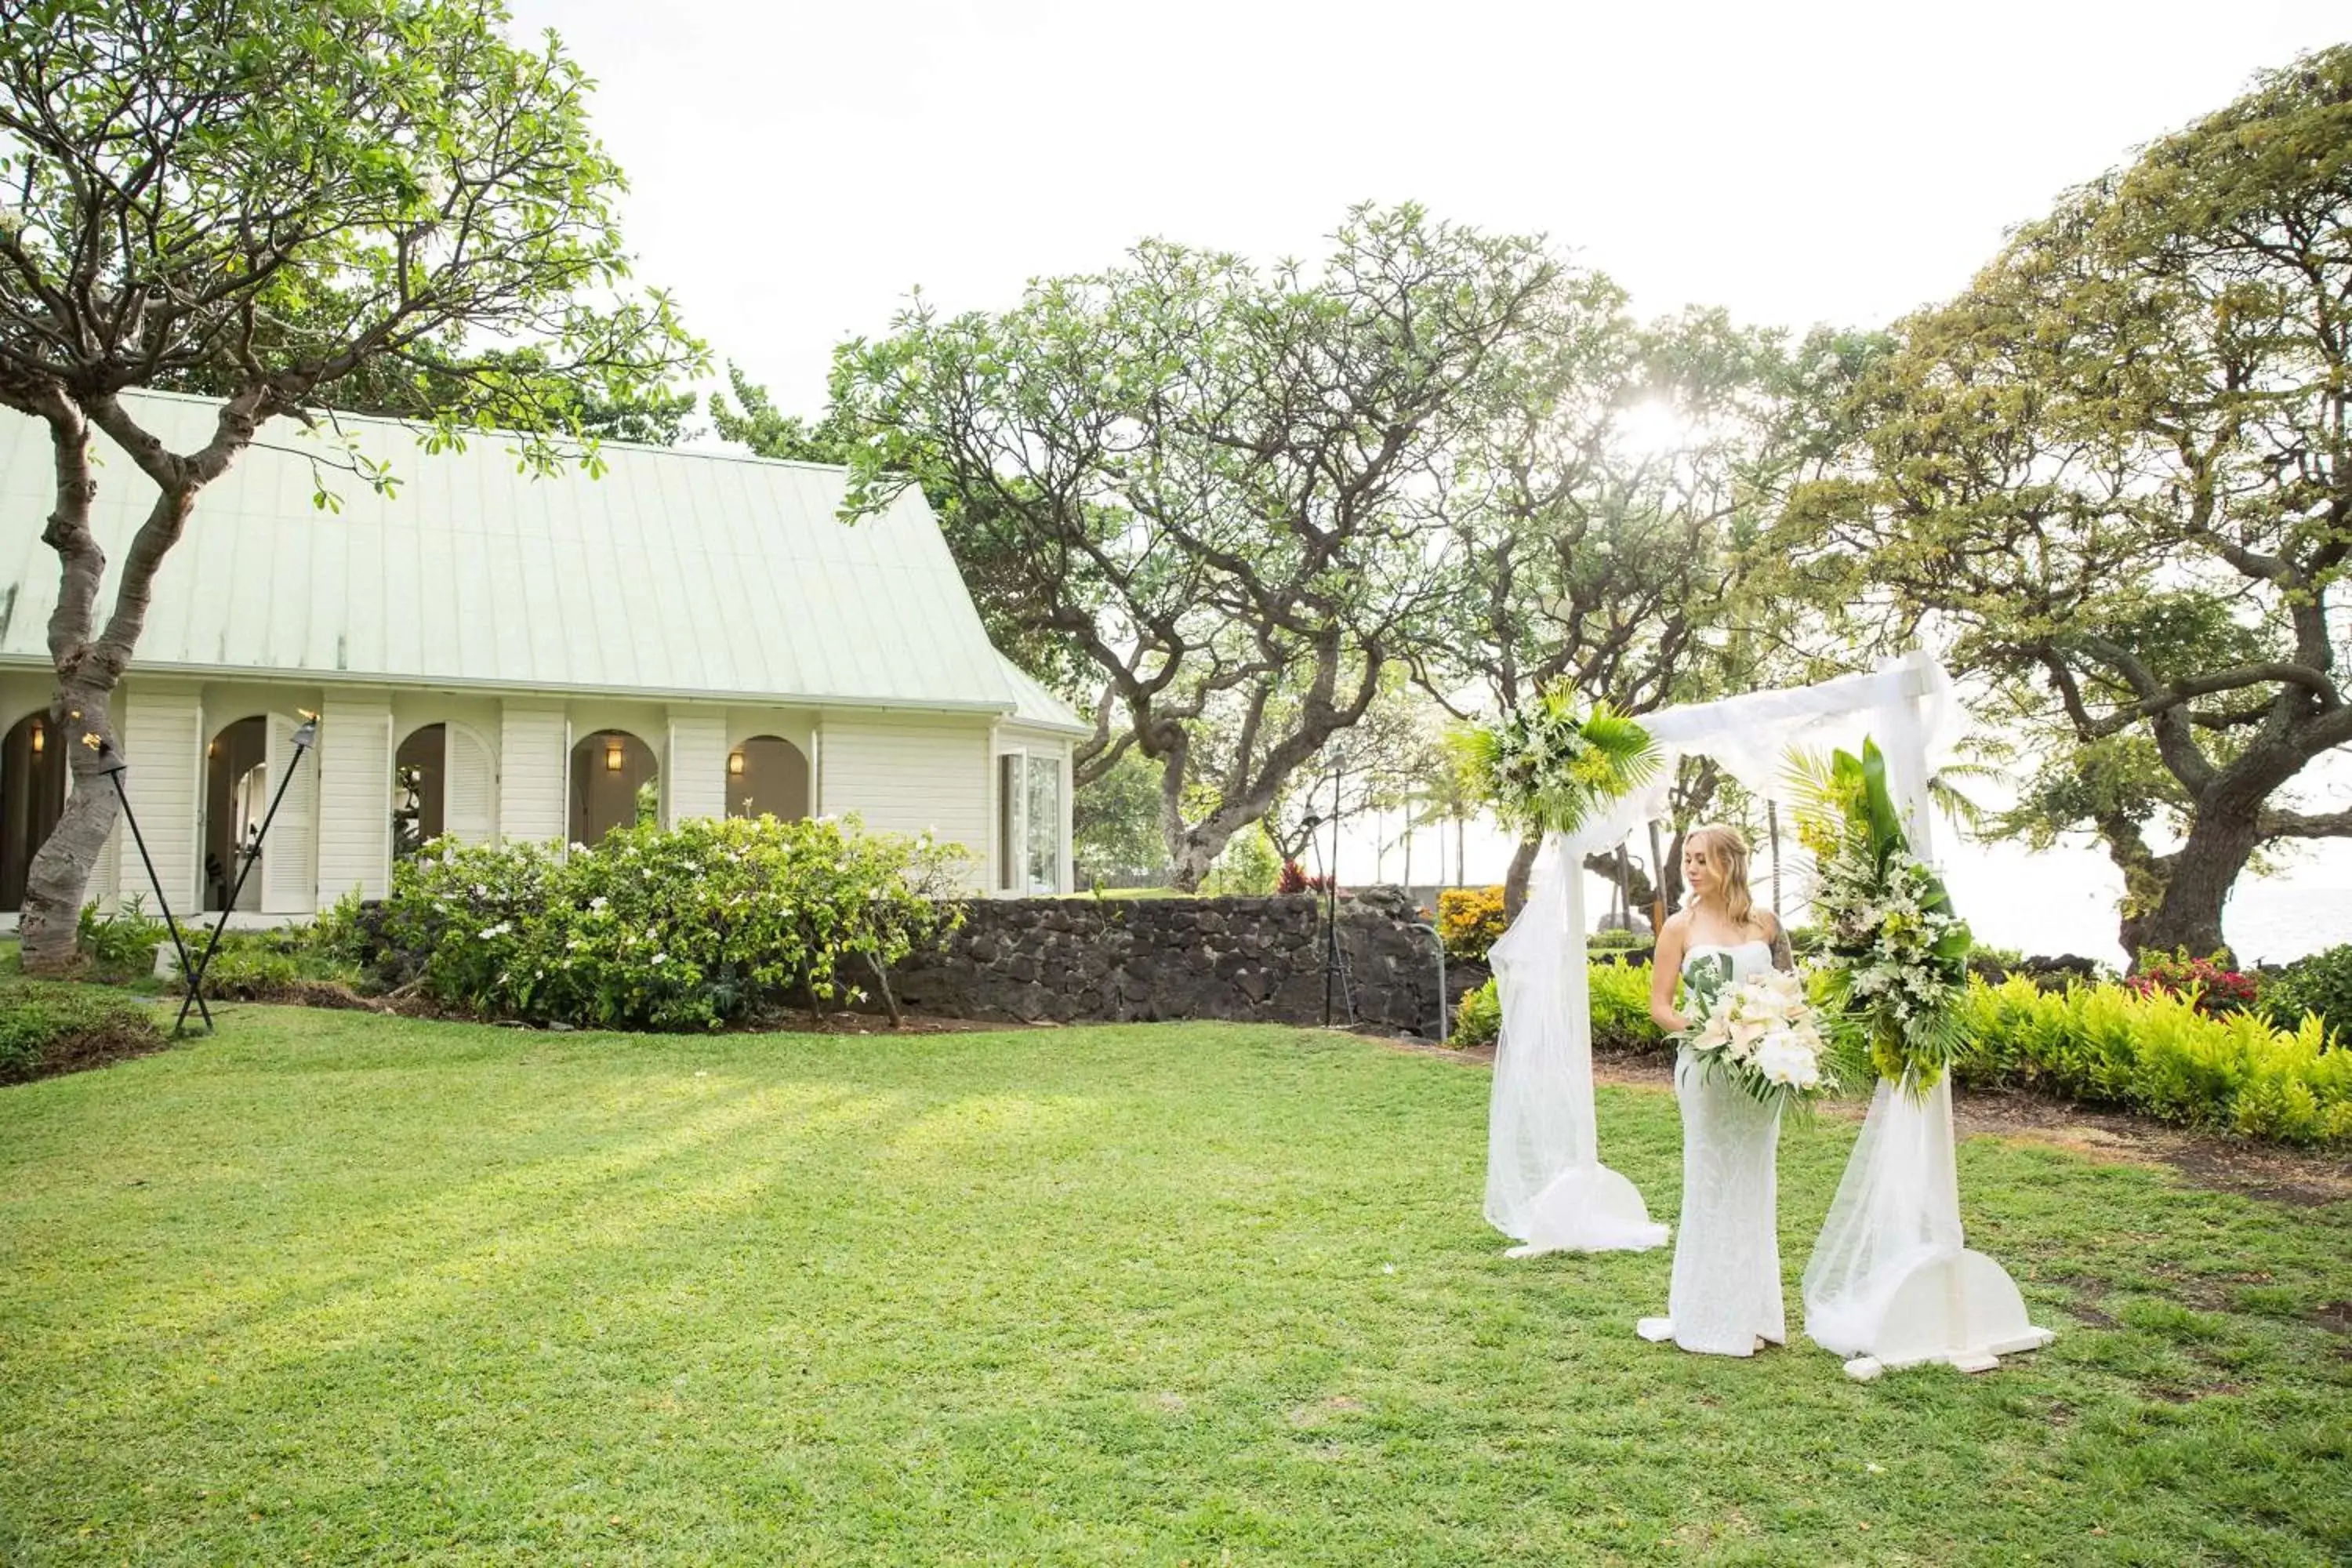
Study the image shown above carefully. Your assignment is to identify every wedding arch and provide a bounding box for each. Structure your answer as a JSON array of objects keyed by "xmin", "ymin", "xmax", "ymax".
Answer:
[{"xmin": 1486, "ymin": 650, "xmax": 2054, "ymax": 1378}]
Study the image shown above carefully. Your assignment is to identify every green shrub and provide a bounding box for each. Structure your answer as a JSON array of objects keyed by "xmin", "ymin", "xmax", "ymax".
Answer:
[
  {"xmin": 2259, "ymin": 944, "xmax": 2352, "ymax": 1045},
  {"xmin": 1453, "ymin": 978, "xmax": 1500, "ymax": 1047},
  {"xmin": 376, "ymin": 815, "xmax": 971, "ymax": 1030},
  {"xmin": 1436, "ymin": 886, "xmax": 1508, "ymax": 964},
  {"xmin": 77, "ymin": 899, "xmax": 169, "ymax": 979},
  {"xmin": 1590, "ymin": 959, "xmax": 1666, "ymax": 1053},
  {"xmin": 1955, "ymin": 975, "xmax": 2352, "ymax": 1144},
  {"xmin": 0, "ymin": 982, "xmax": 163, "ymax": 1083},
  {"xmin": 1588, "ymin": 927, "xmax": 1648, "ymax": 953},
  {"xmin": 1450, "ymin": 962, "xmax": 1667, "ymax": 1054}
]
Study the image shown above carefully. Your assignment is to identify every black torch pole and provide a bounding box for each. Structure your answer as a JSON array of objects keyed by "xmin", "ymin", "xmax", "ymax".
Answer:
[
  {"xmin": 99, "ymin": 755, "xmax": 213, "ymax": 1035},
  {"xmin": 175, "ymin": 719, "xmax": 318, "ymax": 1036}
]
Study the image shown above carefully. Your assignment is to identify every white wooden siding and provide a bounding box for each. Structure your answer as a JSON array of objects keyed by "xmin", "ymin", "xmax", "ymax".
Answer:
[
  {"xmin": 263, "ymin": 711, "xmax": 320, "ymax": 913},
  {"xmin": 498, "ymin": 706, "xmax": 566, "ymax": 844},
  {"xmin": 818, "ymin": 715, "xmax": 990, "ymax": 886},
  {"xmin": 444, "ymin": 723, "xmax": 496, "ymax": 844},
  {"xmin": 666, "ymin": 710, "xmax": 728, "ymax": 822},
  {"xmin": 121, "ymin": 686, "xmax": 202, "ymax": 913},
  {"xmin": 317, "ymin": 699, "xmax": 391, "ymax": 902}
]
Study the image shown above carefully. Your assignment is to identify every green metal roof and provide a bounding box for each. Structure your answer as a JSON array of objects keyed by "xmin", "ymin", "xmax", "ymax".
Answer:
[{"xmin": 0, "ymin": 390, "xmax": 1082, "ymax": 727}]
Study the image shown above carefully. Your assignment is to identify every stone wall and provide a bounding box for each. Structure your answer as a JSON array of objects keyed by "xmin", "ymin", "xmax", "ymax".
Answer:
[{"xmin": 880, "ymin": 887, "xmax": 1481, "ymax": 1036}]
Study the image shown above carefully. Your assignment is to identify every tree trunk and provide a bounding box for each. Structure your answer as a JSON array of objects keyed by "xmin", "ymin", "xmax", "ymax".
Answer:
[
  {"xmin": 2118, "ymin": 809, "xmax": 2260, "ymax": 966},
  {"xmin": 1582, "ymin": 850, "xmax": 1659, "ymax": 928},
  {"xmin": 19, "ymin": 680, "xmax": 125, "ymax": 973},
  {"xmin": 1501, "ymin": 834, "xmax": 1540, "ymax": 920}
]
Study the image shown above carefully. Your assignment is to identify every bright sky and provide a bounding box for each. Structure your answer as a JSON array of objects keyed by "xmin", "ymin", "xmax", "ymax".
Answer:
[
  {"xmin": 510, "ymin": 0, "xmax": 2343, "ymax": 416},
  {"xmin": 503, "ymin": 0, "xmax": 2352, "ymax": 960}
]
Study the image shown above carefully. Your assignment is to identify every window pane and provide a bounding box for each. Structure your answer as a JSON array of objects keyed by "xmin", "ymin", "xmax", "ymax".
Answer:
[
  {"xmin": 1025, "ymin": 756, "xmax": 1059, "ymax": 894},
  {"xmin": 998, "ymin": 754, "xmax": 1022, "ymax": 891}
]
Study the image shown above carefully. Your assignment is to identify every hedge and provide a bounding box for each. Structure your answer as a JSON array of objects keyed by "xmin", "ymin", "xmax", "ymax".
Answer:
[
  {"xmin": 1450, "ymin": 961, "xmax": 2350, "ymax": 1145},
  {"xmin": 0, "ymin": 982, "xmax": 165, "ymax": 1084}
]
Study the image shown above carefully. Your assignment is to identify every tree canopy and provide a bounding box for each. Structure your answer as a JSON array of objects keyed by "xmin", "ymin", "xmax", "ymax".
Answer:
[
  {"xmin": 0, "ymin": 0, "xmax": 700, "ymax": 967},
  {"xmin": 1775, "ymin": 45, "xmax": 2352, "ymax": 958},
  {"xmin": 832, "ymin": 204, "xmax": 1559, "ymax": 889}
]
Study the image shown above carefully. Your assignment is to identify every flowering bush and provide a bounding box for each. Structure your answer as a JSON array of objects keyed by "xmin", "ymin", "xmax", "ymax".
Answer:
[
  {"xmin": 1436, "ymin": 886, "xmax": 1508, "ymax": 964},
  {"xmin": 1679, "ymin": 957, "xmax": 1838, "ymax": 1113},
  {"xmin": 2126, "ymin": 949, "xmax": 2259, "ymax": 1015},
  {"xmin": 1452, "ymin": 978, "xmax": 1501, "ymax": 1047},
  {"xmin": 1791, "ymin": 740, "xmax": 1973, "ymax": 1089},
  {"xmin": 375, "ymin": 815, "xmax": 971, "ymax": 1030},
  {"xmin": 1450, "ymin": 687, "xmax": 1659, "ymax": 838}
]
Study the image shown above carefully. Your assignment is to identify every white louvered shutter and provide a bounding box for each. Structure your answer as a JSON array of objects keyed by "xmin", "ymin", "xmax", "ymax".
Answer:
[
  {"xmin": 444, "ymin": 724, "xmax": 496, "ymax": 844},
  {"xmin": 262, "ymin": 712, "xmax": 319, "ymax": 912}
]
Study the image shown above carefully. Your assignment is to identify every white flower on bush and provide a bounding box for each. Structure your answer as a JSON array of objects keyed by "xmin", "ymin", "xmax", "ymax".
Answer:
[
  {"xmin": 589, "ymin": 896, "xmax": 608, "ymax": 912},
  {"xmin": 652, "ymin": 952, "xmax": 668, "ymax": 966},
  {"xmin": 479, "ymin": 921, "xmax": 512, "ymax": 939}
]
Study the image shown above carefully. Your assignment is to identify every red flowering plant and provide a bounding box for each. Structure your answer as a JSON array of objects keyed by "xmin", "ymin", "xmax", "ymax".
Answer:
[
  {"xmin": 1277, "ymin": 859, "xmax": 1333, "ymax": 896},
  {"xmin": 2127, "ymin": 949, "xmax": 2259, "ymax": 1016}
]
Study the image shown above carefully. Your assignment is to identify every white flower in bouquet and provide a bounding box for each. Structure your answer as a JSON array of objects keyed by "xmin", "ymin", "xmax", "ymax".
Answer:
[{"xmin": 1755, "ymin": 1027, "xmax": 1825, "ymax": 1090}]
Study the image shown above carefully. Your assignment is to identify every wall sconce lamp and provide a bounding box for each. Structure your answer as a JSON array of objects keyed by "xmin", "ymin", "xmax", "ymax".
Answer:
[
  {"xmin": 605, "ymin": 738, "xmax": 624, "ymax": 773},
  {"xmin": 728, "ymin": 751, "xmax": 745, "ymax": 777},
  {"xmin": 29, "ymin": 722, "xmax": 42, "ymax": 755}
]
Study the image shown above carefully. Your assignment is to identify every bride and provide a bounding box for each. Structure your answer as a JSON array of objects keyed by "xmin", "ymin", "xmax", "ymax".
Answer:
[{"xmin": 1637, "ymin": 825, "xmax": 1795, "ymax": 1356}]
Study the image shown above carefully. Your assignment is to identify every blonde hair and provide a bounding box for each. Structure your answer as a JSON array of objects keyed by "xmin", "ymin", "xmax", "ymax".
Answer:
[{"xmin": 1683, "ymin": 823, "xmax": 1761, "ymax": 932}]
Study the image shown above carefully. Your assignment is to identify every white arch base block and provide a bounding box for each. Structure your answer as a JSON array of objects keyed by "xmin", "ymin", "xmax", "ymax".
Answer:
[
  {"xmin": 1826, "ymin": 1248, "xmax": 2055, "ymax": 1381},
  {"xmin": 1503, "ymin": 1163, "xmax": 1670, "ymax": 1258}
]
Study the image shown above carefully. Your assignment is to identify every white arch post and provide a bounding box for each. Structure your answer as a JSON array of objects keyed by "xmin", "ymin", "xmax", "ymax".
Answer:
[{"xmin": 1802, "ymin": 652, "xmax": 2055, "ymax": 1381}]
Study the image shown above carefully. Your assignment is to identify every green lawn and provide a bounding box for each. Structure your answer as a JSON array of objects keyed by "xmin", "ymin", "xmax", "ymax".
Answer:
[{"xmin": 1, "ymin": 1009, "xmax": 2347, "ymax": 1566}]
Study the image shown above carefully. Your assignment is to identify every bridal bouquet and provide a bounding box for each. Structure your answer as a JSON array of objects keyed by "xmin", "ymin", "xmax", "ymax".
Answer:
[
  {"xmin": 1679, "ymin": 956, "xmax": 1838, "ymax": 1114},
  {"xmin": 1789, "ymin": 739, "xmax": 1973, "ymax": 1092},
  {"xmin": 1450, "ymin": 685, "xmax": 1661, "ymax": 837}
]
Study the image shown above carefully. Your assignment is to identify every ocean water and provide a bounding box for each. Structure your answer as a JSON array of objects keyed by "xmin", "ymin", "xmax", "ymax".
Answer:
[{"xmin": 1364, "ymin": 816, "xmax": 2352, "ymax": 968}]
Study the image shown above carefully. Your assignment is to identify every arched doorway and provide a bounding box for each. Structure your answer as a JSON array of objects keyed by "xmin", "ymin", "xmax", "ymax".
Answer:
[
  {"xmin": 1, "ymin": 712, "xmax": 68, "ymax": 913},
  {"xmin": 570, "ymin": 730, "xmax": 657, "ymax": 845},
  {"xmin": 394, "ymin": 724, "xmax": 445, "ymax": 858},
  {"xmin": 727, "ymin": 735, "xmax": 809, "ymax": 821},
  {"xmin": 203, "ymin": 715, "xmax": 268, "ymax": 912}
]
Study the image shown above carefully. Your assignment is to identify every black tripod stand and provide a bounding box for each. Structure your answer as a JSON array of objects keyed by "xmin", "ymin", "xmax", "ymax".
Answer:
[{"xmin": 171, "ymin": 715, "xmax": 319, "ymax": 1036}]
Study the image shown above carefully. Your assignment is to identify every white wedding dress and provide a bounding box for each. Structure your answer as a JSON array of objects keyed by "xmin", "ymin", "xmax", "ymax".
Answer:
[{"xmin": 1639, "ymin": 940, "xmax": 1787, "ymax": 1356}]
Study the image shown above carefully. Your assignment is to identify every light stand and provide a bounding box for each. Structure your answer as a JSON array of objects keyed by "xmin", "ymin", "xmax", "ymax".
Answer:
[
  {"xmin": 93, "ymin": 740, "xmax": 212, "ymax": 1035},
  {"xmin": 173, "ymin": 714, "xmax": 318, "ymax": 1036}
]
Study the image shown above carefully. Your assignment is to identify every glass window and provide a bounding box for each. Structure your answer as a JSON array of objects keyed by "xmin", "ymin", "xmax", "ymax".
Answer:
[
  {"xmin": 998, "ymin": 753, "xmax": 1022, "ymax": 891},
  {"xmin": 1025, "ymin": 755, "xmax": 1060, "ymax": 895}
]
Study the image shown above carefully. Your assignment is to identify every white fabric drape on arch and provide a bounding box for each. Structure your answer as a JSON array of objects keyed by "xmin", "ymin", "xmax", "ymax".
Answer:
[{"xmin": 1486, "ymin": 653, "xmax": 1959, "ymax": 1250}]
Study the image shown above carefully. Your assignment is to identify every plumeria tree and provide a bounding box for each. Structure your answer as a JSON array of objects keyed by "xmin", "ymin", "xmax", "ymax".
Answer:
[
  {"xmin": 0, "ymin": 0, "xmax": 700, "ymax": 970},
  {"xmin": 1777, "ymin": 47, "xmax": 2352, "ymax": 960},
  {"xmin": 832, "ymin": 205, "xmax": 1559, "ymax": 890}
]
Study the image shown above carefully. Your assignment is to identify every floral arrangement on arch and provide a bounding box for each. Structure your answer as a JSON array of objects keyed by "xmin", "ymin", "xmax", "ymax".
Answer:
[
  {"xmin": 1449, "ymin": 685, "xmax": 1661, "ymax": 838},
  {"xmin": 1789, "ymin": 739, "xmax": 1974, "ymax": 1092},
  {"xmin": 1679, "ymin": 958, "xmax": 1839, "ymax": 1116}
]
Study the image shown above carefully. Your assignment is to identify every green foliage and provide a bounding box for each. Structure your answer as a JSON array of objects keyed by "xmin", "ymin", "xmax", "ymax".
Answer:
[
  {"xmin": 833, "ymin": 203, "xmax": 1563, "ymax": 887},
  {"xmin": 1449, "ymin": 691, "xmax": 1661, "ymax": 839},
  {"xmin": 1771, "ymin": 47, "xmax": 2352, "ymax": 956},
  {"xmin": 1200, "ymin": 824, "xmax": 1280, "ymax": 897},
  {"xmin": 1451, "ymin": 978, "xmax": 1501, "ymax": 1047},
  {"xmin": 1453, "ymin": 961, "xmax": 1665, "ymax": 1054},
  {"xmin": 1073, "ymin": 747, "xmax": 1169, "ymax": 887},
  {"xmin": 1588, "ymin": 959, "xmax": 1665, "ymax": 1054},
  {"xmin": 0, "ymin": 979, "xmax": 160, "ymax": 1082},
  {"xmin": 1788, "ymin": 740, "xmax": 1973, "ymax": 1087},
  {"xmin": 1958, "ymin": 975, "xmax": 2352, "ymax": 1144},
  {"xmin": 1435, "ymin": 887, "xmax": 1508, "ymax": 964},
  {"xmin": 376, "ymin": 815, "xmax": 971, "ymax": 1031},
  {"xmin": 74, "ymin": 899, "xmax": 168, "ymax": 980},
  {"xmin": 2259, "ymin": 945, "xmax": 2352, "ymax": 1045}
]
